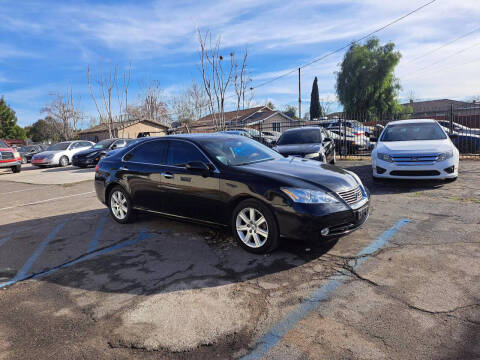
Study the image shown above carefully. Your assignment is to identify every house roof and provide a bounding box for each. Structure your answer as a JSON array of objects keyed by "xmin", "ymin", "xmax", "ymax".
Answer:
[
  {"xmin": 78, "ymin": 119, "xmax": 169, "ymax": 135},
  {"xmin": 402, "ymin": 99, "xmax": 472, "ymax": 113}
]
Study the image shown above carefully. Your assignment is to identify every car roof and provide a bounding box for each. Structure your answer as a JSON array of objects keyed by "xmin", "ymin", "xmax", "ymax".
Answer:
[
  {"xmin": 282, "ymin": 126, "xmax": 322, "ymax": 133},
  {"xmin": 133, "ymin": 133, "xmax": 245, "ymax": 144},
  {"xmin": 387, "ymin": 119, "xmax": 437, "ymax": 125}
]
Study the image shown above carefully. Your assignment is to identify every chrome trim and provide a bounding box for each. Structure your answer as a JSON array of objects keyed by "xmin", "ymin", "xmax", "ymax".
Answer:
[{"xmin": 132, "ymin": 206, "xmax": 226, "ymax": 227}]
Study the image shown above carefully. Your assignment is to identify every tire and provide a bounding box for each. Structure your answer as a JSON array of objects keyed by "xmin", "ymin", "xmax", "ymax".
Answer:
[
  {"xmin": 11, "ymin": 165, "xmax": 21, "ymax": 173},
  {"xmin": 108, "ymin": 185, "xmax": 135, "ymax": 224},
  {"xmin": 231, "ymin": 199, "xmax": 279, "ymax": 254},
  {"xmin": 59, "ymin": 156, "xmax": 69, "ymax": 167},
  {"xmin": 21, "ymin": 157, "xmax": 27, "ymax": 164},
  {"xmin": 329, "ymin": 149, "xmax": 336, "ymax": 165}
]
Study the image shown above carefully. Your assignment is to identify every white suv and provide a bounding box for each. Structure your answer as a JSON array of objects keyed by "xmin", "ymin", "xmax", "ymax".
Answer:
[
  {"xmin": 31, "ymin": 140, "xmax": 94, "ymax": 167},
  {"xmin": 372, "ymin": 119, "xmax": 459, "ymax": 180}
]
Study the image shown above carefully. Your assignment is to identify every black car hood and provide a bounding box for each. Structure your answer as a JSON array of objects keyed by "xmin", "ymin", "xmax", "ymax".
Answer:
[
  {"xmin": 274, "ymin": 143, "xmax": 322, "ymax": 156},
  {"xmin": 238, "ymin": 157, "xmax": 358, "ymax": 193},
  {"xmin": 75, "ymin": 148, "xmax": 102, "ymax": 157}
]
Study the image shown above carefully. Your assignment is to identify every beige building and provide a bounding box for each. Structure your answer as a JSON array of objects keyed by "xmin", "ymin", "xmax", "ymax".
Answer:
[{"xmin": 78, "ymin": 119, "xmax": 169, "ymax": 142}]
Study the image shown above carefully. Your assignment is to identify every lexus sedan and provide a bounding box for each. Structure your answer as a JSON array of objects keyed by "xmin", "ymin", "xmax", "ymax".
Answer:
[
  {"xmin": 95, "ymin": 134, "xmax": 370, "ymax": 253},
  {"xmin": 372, "ymin": 119, "xmax": 459, "ymax": 180},
  {"xmin": 72, "ymin": 138, "xmax": 132, "ymax": 167},
  {"xmin": 31, "ymin": 140, "xmax": 94, "ymax": 167},
  {"xmin": 273, "ymin": 127, "xmax": 336, "ymax": 164}
]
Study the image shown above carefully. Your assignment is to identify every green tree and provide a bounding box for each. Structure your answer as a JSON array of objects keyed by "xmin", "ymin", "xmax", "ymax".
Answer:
[
  {"xmin": 0, "ymin": 97, "xmax": 23, "ymax": 139},
  {"xmin": 309, "ymin": 77, "xmax": 322, "ymax": 119},
  {"xmin": 336, "ymin": 38, "xmax": 402, "ymax": 120},
  {"xmin": 26, "ymin": 118, "xmax": 55, "ymax": 142},
  {"xmin": 283, "ymin": 105, "xmax": 297, "ymax": 119},
  {"xmin": 264, "ymin": 101, "xmax": 275, "ymax": 110}
]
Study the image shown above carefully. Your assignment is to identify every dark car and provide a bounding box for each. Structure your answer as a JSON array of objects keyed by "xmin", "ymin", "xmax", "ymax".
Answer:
[
  {"xmin": 18, "ymin": 144, "xmax": 48, "ymax": 163},
  {"xmin": 72, "ymin": 138, "xmax": 131, "ymax": 167},
  {"xmin": 273, "ymin": 127, "xmax": 336, "ymax": 164},
  {"xmin": 94, "ymin": 134, "xmax": 370, "ymax": 254},
  {"xmin": 228, "ymin": 128, "xmax": 274, "ymax": 147}
]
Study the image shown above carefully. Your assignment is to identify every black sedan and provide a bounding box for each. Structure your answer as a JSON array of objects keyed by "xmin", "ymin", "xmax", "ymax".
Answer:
[
  {"xmin": 72, "ymin": 138, "xmax": 131, "ymax": 167},
  {"xmin": 18, "ymin": 144, "xmax": 48, "ymax": 163},
  {"xmin": 94, "ymin": 134, "xmax": 370, "ymax": 253},
  {"xmin": 273, "ymin": 127, "xmax": 336, "ymax": 164}
]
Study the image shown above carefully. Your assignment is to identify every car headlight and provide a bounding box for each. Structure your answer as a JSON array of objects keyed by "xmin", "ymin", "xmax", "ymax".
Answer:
[
  {"xmin": 13, "ymin": 152, "xmax": 20, "ymax": 158},
  {"xmin": 46, "ymin": 154, "xmax": 54, "ymax": 159},
  {"xmin": 377, "ymin": 152, "xmax": 393, "ymax": 162},
  {"xmin": 281, "ymin": 188, "xmax": 339, "ymax": 204},
  {"xmin": 438, "ymin": 150, "xmax": 453, "ymax": 161},
  {"xmin": 304, "ymin": 152, "xmax": 321, "ymax": 159}
]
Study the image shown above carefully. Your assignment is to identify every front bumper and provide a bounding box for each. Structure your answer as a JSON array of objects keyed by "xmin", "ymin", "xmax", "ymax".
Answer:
[
  {"xmin": 0, "ymin": 160, "xmax": 21, "ymax": 168},
  {"xmin": 372, "ymin": 157, "xmax": 458, "ymax": 179},
  {"xmin": 31, "ymin": 158, "xmax": 57, "ymax": 166},
  {"xmin": 72, "ymin": 157, "xmax": 97, "ymax": 167},
  {"xmin": 273, "ymin": 197, "xmax": 370, "ymax": 241}
]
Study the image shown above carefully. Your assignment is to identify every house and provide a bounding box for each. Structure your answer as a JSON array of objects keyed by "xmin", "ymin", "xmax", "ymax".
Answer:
[
  {"xmin": 177, "ymin": 106, "xmax": 299, "ymax": 133},
  {"xmin": 78, "ymin": 119, "xmax": 169, "ymax": 142}
]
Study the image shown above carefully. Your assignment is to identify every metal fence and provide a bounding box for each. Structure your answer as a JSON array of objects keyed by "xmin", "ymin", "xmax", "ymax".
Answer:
[{"xmin": 233, "ymin": 103, "xmax": 480, "ymax": 159}]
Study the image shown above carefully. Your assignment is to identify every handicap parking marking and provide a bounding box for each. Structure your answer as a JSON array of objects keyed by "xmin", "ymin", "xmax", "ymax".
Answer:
[
  {"xmin": 241, "ymin": 218, "xmax": 411, "ymax": 360},
  {"xmin": 0, "ymin": 191, "xmax": 95, "ymax": 211},
  {"xmin": 0, "ymin": 221, "xmax": 67, "ymax": 288},
  {"xmin": 86, "ymin": 209, "xmax": 109, "ymax": 253}
]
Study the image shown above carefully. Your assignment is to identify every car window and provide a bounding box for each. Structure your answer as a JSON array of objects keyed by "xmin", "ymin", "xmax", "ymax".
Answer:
[
  {"xmin": 277, "ymin": 129, "xmax": 322, "ymax": 145},
  {"xmin": 80, "ymin": 141, "xmax": 92, "ymax": 147},
  {"xmin": 125, "ymin": 140, "xmax": 167, "ymax": 164},
  {"xmin": 167, "ymin": 140, "xmax": 209, "ymax": 167}
]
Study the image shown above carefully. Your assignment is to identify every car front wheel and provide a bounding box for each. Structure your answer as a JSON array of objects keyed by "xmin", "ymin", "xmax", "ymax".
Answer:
[
  {"xmin": 59, "ymin": 156, "xmax": 69, "ymax": 167},
  {"xmin": 232, "ymin": 199, "xmax": 279, "ymax": 254},
  {"xmin": 109, "ymin": 186, "xmax": 135, "ymax": 224}
]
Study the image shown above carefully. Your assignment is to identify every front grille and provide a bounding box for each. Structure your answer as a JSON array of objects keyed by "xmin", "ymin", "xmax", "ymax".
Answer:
[
  {"xmin": 337, "ymin": 186, "xmax": 363, "ymax": 206},
  {"xmin": 390, "ymin": 170, "xmax": 440, "ymax": 176},
  {"xmin": 391, "ymin": 153, "xmax": 439, "ymax": 165},
  {"xmin": 0, "ymin": 151, "xmax": 14, "ymax": 159}
]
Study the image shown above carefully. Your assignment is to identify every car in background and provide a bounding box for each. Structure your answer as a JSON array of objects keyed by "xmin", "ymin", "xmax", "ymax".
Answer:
[
  {"xmin": 273, "ymin": 127, "xmax": 336, "ymax": 164},
  {"xmin": 261, "ymin": 130, "xmax": 281, "ymax": 144},
  {"xmin": 326, "ymin": 120, "xmax": 373, "ymax": 137},
  {"xmin": 228, "ymin": 128, "xmax": 274, "ymax": 146},
  {"xmin": 95, "ymin": 134, "xmax": 370, "ymax": 254},
  {"xmin": 372, "ymin": 119, "xmax": 459, "ymax": 180},
  {"xmin": 437, "ymin": 120, "xmax": 480, "ymax": 135},
  {"xmin": 17, "ymin": 144, "xmax": 49, "ymax": 164},
  {"xmin": 438, "ymin": 126, "xmax": 480, "ymax": 154},
  {"xmin": 219, "ymin": 130, "xmax": 254, "ymax": 139},
  {"xmin": 0, "ymin": 139, "xmax": 22, "ymax": 173},
  {"xmin": 327, "ymin": 128, "xmax": 371, "ymax": 153},
  {"xmin": 72, "ymin": 138, "xmax": 132, "ymax": 167},
  {"xmin": 31, "ymin": 140, "xmax": 94, "ymax": 167}
]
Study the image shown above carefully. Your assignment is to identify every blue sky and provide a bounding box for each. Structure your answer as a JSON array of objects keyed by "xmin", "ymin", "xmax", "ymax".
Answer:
[{"xmin": 1, "ymin": 0, "xmax": 479, "ymax": 127}]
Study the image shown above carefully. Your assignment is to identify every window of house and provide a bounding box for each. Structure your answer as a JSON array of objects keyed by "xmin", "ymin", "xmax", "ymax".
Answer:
[{"xmin": 272, "ymin": 122, "xmax": 281, "ymax": 132}]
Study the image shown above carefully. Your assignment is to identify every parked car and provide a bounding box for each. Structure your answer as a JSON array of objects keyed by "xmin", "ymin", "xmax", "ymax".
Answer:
[
  {"xmin": 95, "ymin": 134, "xmax": 370, "ymax": 253},
  {"xmin": 17, "ymin": 144, "xmax": 49, "ymax": 164},
  {"xmin": 327, "ymin": 128, "xmax": 371, "ymax": 153},
  {"xmin": 0, "ymin": 139, "xmax": 22, "ymax": 173},
  {"xmin": 228, "ymin": 128, "xmax": 274, "ymax": 146},
  {"xmin": 372, "ymin": 119, "xmax": 459, "ymax": 180},
  {"xmin": 325, "ymin": 120, "xmax": 374, "ymax": 136},
  {"xmin": 261, "ymin": 130, "xmax": 281, "ymax": 143},
  {"xmin": 273, "ymin": 127, "xmax": 336, "ymax": 164},
  {"xmin": 31, "ymin": 140, "xmax": 94, "ymax": 167},
  {"xmin": 439, "ymin": 126, "xmax": 480, "ymax": 154},
  {"xmin": 72, "ymin": 138, "xmax": 132, "ymax": 167},
  {"xmin": 219, "ymin": 130, "xmax": 254, "ymax": 139},
  {"xmin": 436, "ymin": 120, "xmax": 480, "ymax": 135}
]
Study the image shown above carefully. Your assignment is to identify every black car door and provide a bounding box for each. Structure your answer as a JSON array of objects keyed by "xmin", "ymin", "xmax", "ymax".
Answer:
[
  {"xmin": 161, "ymin": 139, "xmax": 222, "ymax": 223},
  {"xmin": 121, "ymin": 139, "xmax": 169, "ymax": 212}
]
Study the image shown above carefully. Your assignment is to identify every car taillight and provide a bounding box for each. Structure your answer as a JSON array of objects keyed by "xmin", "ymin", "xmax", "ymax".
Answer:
[{"xmin": 95, "ymin": 164, "xmax": 99, "ymax": 172}]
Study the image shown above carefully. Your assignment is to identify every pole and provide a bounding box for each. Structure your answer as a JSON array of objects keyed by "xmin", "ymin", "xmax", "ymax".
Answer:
[{"xmin": 298, "ymin": 68, "xmax": 301, "ymax": 119}]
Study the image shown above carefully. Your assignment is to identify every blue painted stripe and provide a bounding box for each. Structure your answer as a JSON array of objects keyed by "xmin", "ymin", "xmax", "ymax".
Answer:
[
  {"xmin": 87, "ymin": 210, "xmax": 108, "ymax": 253},
  {"xmin": 241, "ymin": 218, "xmax": 410, "ymax": 360},
  {"xmin": 0, "ymin": 229, "xmax": 151, "ymax": 288},
  {"xmin": 0, "ymin": 235, "xmax": 11, "ymax": 248}
]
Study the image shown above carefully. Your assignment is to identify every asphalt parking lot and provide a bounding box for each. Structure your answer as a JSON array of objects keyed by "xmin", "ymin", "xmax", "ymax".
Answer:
[{"xmin": 0, "ymin": 161, "xmax": 479, "ymax": 360}]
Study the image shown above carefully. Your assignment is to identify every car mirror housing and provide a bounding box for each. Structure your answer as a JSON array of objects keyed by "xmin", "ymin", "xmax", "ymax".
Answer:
[{"xmin": 186, "ymin": 161, "xmax": 211, "ymax": 176}]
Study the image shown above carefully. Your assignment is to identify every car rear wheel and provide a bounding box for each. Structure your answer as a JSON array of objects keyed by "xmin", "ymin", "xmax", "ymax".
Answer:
[
  {"xmin": 232, "ymin": 199, "xmax": 279, "ymax": 254},
  {"xmin": 59, "ymin": 156, "xmax": 69, "ymax": 167},
  {"xmin": 109, "ymin": 186, "xmax": 134, "ymax": 224},
  {"xmin": 21, "ymin": 157, "xmax": 27, "ymax": 164}
]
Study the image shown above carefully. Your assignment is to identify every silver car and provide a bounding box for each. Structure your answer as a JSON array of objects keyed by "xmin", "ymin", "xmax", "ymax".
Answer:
[{"xmin": 31, "ymin": 140, "xmax": 94, "ymax": 167}]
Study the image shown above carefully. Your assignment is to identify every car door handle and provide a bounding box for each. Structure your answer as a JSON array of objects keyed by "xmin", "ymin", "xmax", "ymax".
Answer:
[{"xmin": 161, "ymin": 172, "xmax": 174, "ymax": 179}]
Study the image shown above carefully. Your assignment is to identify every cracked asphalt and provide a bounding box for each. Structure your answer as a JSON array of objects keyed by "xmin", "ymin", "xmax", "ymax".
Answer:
[{"xmin": 0, "ymin": 161, "xmax": 479, "ymax": 360}]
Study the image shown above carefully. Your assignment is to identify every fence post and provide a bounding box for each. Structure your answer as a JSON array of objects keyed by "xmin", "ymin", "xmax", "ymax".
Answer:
[{"xmin": 449, "ymin": 104, "xmax": 454, "ymax": 135}]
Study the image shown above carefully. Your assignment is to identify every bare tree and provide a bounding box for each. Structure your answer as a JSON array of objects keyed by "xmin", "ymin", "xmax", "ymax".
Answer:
[
  {"xmin": 127, "ymin": 80, "xmax": 170, "ymax": 126},
  {"xmin": 41, "ymin": 86, "xmax": 84, "ymax": 140},
  {"xmin": 171, "ymin": 81, "xmax": 209, "ymax": 126},
  {"xmin": 87, "ymin": 62, "xmax": 131, "ymax": 138},
  {"xmin": 198, "ymin": 29, "xmax": 235, "ymax": 130},
  {"xmin": 320, "ymin": 97, "xmax": 334, "ymax": 116},
  {"xmin": 233, "ymin": 47, "xmax": 251, "ymax": 122}
]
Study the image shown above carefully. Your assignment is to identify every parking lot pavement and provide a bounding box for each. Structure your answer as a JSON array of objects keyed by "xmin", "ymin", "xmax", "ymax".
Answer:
[
  {"xmin": 0, "ymin": 161, "xmax": 479, "ymax": 359},
  {"xmin": 0, "ymin": 164, "xmax": 95, "ymax": 185}
]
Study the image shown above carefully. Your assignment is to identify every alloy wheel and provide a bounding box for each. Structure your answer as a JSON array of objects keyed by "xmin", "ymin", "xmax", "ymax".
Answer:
[
  {"xmin": 110, "ymin": 190, "xmax": 128, "ymax": 220},
  {"xmin": 235, "ymin": 207, "xmax": 269, "ymax": 248}
]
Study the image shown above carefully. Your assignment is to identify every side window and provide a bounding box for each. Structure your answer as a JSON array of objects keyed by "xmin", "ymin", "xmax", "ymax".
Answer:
[
  {"xmin": 69, "ymin": 142, "xmax": 79, "ymax": 149},
  {"xmin": 125, "ymin": 140, "xmax": 167, "ymax": 165},
  {"xmin": 167, "ymin": 140, "xmax": 208, "ymax": 167},
  {"xmin": 81, "ymin": 141, "xmax": 92, "ymax": 147}
]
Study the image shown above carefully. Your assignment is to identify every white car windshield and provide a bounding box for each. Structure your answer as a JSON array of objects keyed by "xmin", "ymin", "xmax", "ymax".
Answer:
[
  {"xmin": 381, "ymin": 123, "xmax": 447, "ymax": 142},
  {"xmin": 48, "ymin": 142, "xmax": 70, "ymax": 150}
]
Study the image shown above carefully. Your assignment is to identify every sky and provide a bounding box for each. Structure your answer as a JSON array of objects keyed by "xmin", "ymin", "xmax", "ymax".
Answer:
[{"xmin": 1, "ymin": 0, "xmax": 480, "ymax": 127}]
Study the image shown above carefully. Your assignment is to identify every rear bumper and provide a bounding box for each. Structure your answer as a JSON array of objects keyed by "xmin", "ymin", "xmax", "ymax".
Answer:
[{"xmin": 0, "ymin": 160, "xmax": 21, "ymax": 168}]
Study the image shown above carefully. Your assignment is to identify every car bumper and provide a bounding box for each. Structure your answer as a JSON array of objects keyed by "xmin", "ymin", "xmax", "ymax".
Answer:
[
  {"xmin": 31, "ymin": 158, "xmax": 57, "ymax": 166},
  {"xmin": 372, "ymin": 157, "xmax": 458, "ymax": 179},
  {"xmin": 0, "ymin": 160, "xmax": 21, "ymax": 168},
  {"xmin": 273, "ymin": 197, "xmax": 370, "ymax": 241},
  {"xmin": 72, "ymin": 157, "xmax": 97, "ymax": 167},
  {"xmin": 95, "ymin": 179, "xmax": 107, "ymax": 204}
]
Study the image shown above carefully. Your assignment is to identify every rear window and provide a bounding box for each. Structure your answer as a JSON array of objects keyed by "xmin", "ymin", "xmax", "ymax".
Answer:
[{"xmin": 277, "ymin": 129, "xmax": 322, "ymax": 145}]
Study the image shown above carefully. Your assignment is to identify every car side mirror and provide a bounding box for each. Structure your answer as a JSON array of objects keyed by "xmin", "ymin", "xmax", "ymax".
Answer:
[
  {"xmin": 111, "ymin": 144, "xmax": 117, "ymax": 150},
  {"xmin": 185, "ymin": 161, "xmax": 211, "ymax": 177}
]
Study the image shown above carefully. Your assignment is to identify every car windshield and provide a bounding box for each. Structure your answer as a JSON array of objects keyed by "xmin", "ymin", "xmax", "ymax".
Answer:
[
  {"xmin": 202, "ymin": 137, "xmax": 282, "ymax": 166},
  {"xmin": 0, "ymin": 140, "xmax": 8, "ymax": 148},
  {"xmin": 19, "ymin": 146, "xmax": 35, "ymax": 152},
  {"xmin": 92, "ymin": 139, "xmax": 115, "ymax": 149},
  {"xmin": 381, "ymin": 123, "xmax": 447, "ymax": 141},
  {"xmin": 277, "ymin": 129, "xmax": 322, "ymax": 145},
  {"xmin": 48, "ymin": 142, "xmax": 70, "ymax": 151}
]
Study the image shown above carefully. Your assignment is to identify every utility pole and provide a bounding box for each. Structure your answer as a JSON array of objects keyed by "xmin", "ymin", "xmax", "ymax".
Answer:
[{"xmin": 298, "ymin": 68, "xmax": 301, "ymax": 119}]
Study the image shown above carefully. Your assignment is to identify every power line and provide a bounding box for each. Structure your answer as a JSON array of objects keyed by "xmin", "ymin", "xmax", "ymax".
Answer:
[
  {"xmin": 405, "ymin": 25, "xmax": 480, "ymax": 64},
  {"xmin": 250, "ymin": 0, "xmax": 437, "ymax": 91}
]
